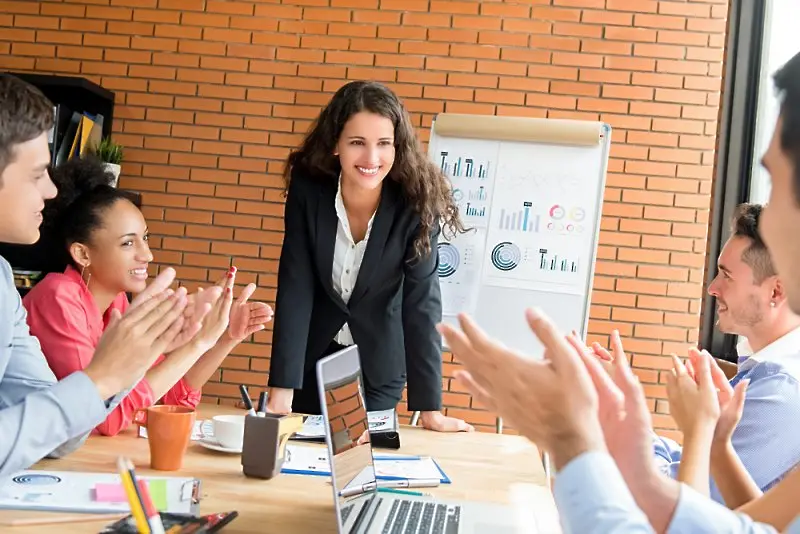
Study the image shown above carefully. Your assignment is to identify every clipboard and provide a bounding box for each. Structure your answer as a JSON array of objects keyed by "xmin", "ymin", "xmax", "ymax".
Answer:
[
  {"xmin": 0, "ymin": 471, "xmax": 201, "ymax": 515},
  {"xmin": 0, "ymin": 510, "xmax": 125, "ymax": 527}
]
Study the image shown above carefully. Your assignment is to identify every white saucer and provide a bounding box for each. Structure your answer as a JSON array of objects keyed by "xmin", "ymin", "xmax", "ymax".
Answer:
[{"xmin": 197, "ymin": 437, "xmax": 242, "ymax": 454}]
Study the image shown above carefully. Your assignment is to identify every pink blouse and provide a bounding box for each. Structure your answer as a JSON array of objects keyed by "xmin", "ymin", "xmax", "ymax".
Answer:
[{"xmin": 22, "ymin": 265, "xmax": 201, "ymax": 436}]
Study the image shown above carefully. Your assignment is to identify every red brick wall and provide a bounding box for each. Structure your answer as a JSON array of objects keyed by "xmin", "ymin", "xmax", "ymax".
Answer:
[
  {"xmin": 0, "ymin": 0, "xmax": 729, "ymax": 437},
  {"xmin": 326, "ymin": 382, "xmax": 369, "ymax": 452}
]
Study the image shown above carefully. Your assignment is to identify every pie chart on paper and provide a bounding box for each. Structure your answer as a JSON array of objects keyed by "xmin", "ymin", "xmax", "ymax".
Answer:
[
  {"xmin": 491, "ymin": 242, "xmax": 521, "ymax": 272},
  {"xmin": 437, "ymin": 243, "xmax": 460, "ymax": 278}
]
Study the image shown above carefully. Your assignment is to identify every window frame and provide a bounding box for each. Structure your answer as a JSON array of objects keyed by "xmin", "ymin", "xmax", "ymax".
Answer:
[{"xmin": 700, "ymin": 0, "xmax": 767, "ymax": 360}]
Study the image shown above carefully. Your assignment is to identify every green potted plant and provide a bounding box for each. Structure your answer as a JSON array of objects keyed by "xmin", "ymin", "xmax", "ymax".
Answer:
[{"xmin": 91, "ymin": 137, "xmax": 124, "ymax": 187}]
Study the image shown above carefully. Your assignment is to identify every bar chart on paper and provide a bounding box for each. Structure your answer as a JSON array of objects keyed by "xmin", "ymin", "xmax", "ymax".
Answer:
[
  {"xmin": 438, "ymin": 151, "xmax": 490, "ymax": 180},
  {"xmin": 438, "ymin": 147, "xmax": 497, "ymax": 227},
  {"xmin": 498, "ymin": 202, "xmax": 539, "ymax": 233},
  {"xmin": 537, "ymin": 248, "xmax": 579, "ymax": 274},
  {"xmin": 464, "ymin": 203, "xmax": 486, "ymax": 218}
]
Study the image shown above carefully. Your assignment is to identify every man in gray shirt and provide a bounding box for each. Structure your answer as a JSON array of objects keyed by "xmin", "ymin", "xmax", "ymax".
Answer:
[{"xmin": 0, "ymin": 74, "xmax": 197, "ymax": 476}]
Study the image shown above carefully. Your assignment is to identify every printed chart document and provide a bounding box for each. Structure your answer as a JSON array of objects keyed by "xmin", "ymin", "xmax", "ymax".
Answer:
[
  {"xmin": 481, "ymin": 142, "xmax": 598, "ymax": 296},
  {"xmin": 438, "ymin": 228, "xmax": 485, "ymax": 317}
]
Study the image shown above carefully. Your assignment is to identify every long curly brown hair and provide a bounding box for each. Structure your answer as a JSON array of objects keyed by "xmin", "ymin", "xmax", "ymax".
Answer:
[{"xmin": 283, "ymin": 80, "xmax": 465, "ymax": 259}]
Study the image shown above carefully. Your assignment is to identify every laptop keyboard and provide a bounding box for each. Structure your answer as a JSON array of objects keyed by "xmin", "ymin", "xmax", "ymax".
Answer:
[
  {"xmin": 342, "ymin": 503, "xmax": 354, "ymax": 524},
  {"xmin": 380, "ymin": 499, "xmax": 461, "ymax": 534}
]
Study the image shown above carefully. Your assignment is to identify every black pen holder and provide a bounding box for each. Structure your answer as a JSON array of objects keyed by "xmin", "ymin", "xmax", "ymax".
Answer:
[{"xmin": 241, "ymin": 413, "xmax": 303, "ymax": 480}]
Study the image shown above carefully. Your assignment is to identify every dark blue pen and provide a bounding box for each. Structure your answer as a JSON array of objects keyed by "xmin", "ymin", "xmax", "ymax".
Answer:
[
  {"xmin": 257, "ymin": 391, "xmax": 268, "ymax": 415},
  {"xmin": 239, "ymin": 384, "xmax": 256, "ymax": 416}
]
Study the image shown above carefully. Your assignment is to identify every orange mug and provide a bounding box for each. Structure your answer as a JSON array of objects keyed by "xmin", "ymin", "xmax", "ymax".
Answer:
[{"xmin": 134, "ymin": 405, "xmax": 196, "ymax": 471}]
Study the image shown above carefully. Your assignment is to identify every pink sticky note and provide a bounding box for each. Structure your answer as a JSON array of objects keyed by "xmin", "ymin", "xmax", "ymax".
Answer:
[{"xmin": 94, "ymin": 483, "xmax": 130, "ymax": 503}]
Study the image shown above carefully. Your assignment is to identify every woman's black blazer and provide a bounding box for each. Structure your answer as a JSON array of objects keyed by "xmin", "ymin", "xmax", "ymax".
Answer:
[{"xmin": 268, "ymin": 167, "xmax": 444, "ymax": 412}]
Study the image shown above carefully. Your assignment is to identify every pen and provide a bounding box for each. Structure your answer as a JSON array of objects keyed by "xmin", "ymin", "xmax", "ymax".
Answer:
[
  {"xmin": 377, "ymin": 478, "xmax": 441, "ymax": 489},
  {"xmin": 339, "ymin": 482, "xmax": 377, "ymax": 498},
  {"xmin": 256, "ymin": 390, "xmax": 268, "ymax": 416},
  {"xmin": 239, "ymin": 384, "xmax": 256, "ymax": 416}
]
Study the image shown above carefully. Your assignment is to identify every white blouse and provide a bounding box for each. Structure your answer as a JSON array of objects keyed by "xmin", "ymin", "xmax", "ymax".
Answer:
[{"xmin": 331, "ymin": 177, "xmax": 376, "ymax": 346}]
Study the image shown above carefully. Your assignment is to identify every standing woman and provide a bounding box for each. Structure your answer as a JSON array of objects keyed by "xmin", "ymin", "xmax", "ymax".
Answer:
[{"xmin": 266, "ymin": 81, "xmax": 472, "ymax": 433}]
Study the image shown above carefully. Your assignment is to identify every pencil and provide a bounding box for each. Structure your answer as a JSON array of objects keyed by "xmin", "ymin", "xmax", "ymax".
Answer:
[
  {"xmin": 117, "ymin": 457, "xmax": 150, "ymax": 534},
  {"xmin": 127, "ymin": 459, "xmax": 165, "ymax": 534}
]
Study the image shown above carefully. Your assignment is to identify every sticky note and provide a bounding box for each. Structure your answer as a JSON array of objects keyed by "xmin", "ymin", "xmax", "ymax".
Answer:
[
  {"xmin": 94, "ymin": 480, "xmax": 168, "ymax": 511},
  {"xmin": 94, "ymin": 483, "xmax": 128, "ymax": 503},
  {"xmin": 147, "ymin": 479, "xmax": 168, "ymax": 511}
]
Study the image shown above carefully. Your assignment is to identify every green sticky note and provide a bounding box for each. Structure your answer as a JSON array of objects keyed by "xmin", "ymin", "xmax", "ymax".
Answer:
[{"xmin": 147, "ymin": 479, "xmax": 168, "ymax": 511}]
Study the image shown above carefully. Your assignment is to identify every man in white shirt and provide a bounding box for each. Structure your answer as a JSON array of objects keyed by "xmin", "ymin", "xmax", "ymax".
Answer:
[{"xmin": 654, "ymin": 203, "xmax": 800, "ymax": 502}]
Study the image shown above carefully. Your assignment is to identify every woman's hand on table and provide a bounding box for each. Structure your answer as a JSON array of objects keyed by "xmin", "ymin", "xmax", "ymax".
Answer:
[
  {"xmin": 265, "ymin": 386, "xmax": 294, "ymax": 414},
  {"xmin": 419, "ymin": 410, "xmax": 474, "ymax": 432}
]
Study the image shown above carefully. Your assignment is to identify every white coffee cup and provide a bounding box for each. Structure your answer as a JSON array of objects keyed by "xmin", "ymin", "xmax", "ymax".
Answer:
[{"xmin": 210, "ymin": 414, "xmax": 245, "ymax": 450}]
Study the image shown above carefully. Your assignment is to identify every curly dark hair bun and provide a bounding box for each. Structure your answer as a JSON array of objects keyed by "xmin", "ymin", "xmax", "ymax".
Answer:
[{"xmin": 40, "ymin": 155, "xmax": 134, "ymax": 271}]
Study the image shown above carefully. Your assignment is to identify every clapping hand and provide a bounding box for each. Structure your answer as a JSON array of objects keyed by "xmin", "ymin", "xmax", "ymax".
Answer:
[
  {"xmin": 227, "ymin": 282, "xmax": 273, "ymax": 342},
  {"xmin": 129, "ymin": 267, "xmax": 220, "ymax": 353},
  {"xmin": 665, "ymin": 349, "xmax": 720, "ymax": 438},
  {"xmin": 438, "ymin": 309, "xmax": 606, "ymax": 469}
]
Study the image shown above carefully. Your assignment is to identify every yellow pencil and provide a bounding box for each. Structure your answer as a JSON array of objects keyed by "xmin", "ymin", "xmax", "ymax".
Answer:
[{"xmin": 117, "ymin": 457, "xmax": 150, "ymax": 534}]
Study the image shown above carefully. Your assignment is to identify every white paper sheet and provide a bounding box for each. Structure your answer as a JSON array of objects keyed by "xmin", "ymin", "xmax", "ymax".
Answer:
[
  {"xmin": 480, "ymin": 142, "xmax": 599, "ymax": 296},
  {"xmin": 439, "ymin": 228, "xmax": 485, "ymax": 317},
  {"xmin": 373, "ymin": 457, "xmax": 444, "ymax": 481}
]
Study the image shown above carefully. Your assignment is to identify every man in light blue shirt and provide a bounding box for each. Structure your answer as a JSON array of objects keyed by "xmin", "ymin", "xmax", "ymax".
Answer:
[
  {"xmin": 0, "ymin": 74, "xmax": 195, "ymax": 476},
  {"xmin": 438, "ymin": 51, "xmax": 800, "ymax": 533},
  {"xmin": 653, "ymin": 203, "xmax": 800, "ymax": 503}
]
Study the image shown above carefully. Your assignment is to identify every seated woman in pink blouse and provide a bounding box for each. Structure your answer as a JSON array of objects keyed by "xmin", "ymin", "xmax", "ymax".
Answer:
[{"xmin": 22, "ymin": 157, "xmax": 273, "ymax": 436}]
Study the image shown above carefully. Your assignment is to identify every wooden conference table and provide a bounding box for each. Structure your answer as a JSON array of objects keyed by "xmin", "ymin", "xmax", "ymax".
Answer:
[{"xmin": 6, "ymin": 404, "xmax": 561, "ymax": 533}]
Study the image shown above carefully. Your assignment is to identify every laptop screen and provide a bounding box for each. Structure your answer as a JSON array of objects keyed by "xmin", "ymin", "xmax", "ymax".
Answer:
[{"xmin": 317, "ymin": 346, "xmax": 378, "ymax": 533}]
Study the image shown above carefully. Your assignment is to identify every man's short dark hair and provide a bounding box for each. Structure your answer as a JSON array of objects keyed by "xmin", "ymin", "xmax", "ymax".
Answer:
[
  {"xmin": 0, "ymin": 73, "xmax": 54, "ymax": 180},
  {"xmin": 731, "ymin": 203, "xmax": 776, "ymax": 283},
  {"xmin": 774, "ymin": 51, "xmax": 800, "ymax": 204}
]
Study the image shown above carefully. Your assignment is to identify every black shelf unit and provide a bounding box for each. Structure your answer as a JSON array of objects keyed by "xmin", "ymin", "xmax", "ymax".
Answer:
[
  {"xmin": 0, "ymin": 73, "xmax": 134, "ymax": 294},
  {"xmin": 6, "ymin": 71, "xmax": 115, "ymax": 139}
]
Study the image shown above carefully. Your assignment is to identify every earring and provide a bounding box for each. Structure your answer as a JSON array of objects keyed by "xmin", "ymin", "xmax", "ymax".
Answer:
[
  {"xmin": 770, "ymin": 301, "xmax": 777, "ymax": 308},
  {"xmin": 80, "ymin": 264, "xmax": 91, "ymax": 287}
]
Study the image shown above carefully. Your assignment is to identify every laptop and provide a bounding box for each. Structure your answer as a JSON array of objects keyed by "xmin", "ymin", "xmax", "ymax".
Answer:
[{"xmin": 315, "ymin": 345, "xmax": 526, "ymax": 534}]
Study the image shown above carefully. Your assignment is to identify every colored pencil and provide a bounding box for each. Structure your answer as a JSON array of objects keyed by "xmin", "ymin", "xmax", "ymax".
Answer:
[
  {"xmin": 126, "ymin": 458, "xmax": 165, "ymax": 534},
  {"xmin": 117, "ymin": 457, "xmax": 150, "ymax": 533}
]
